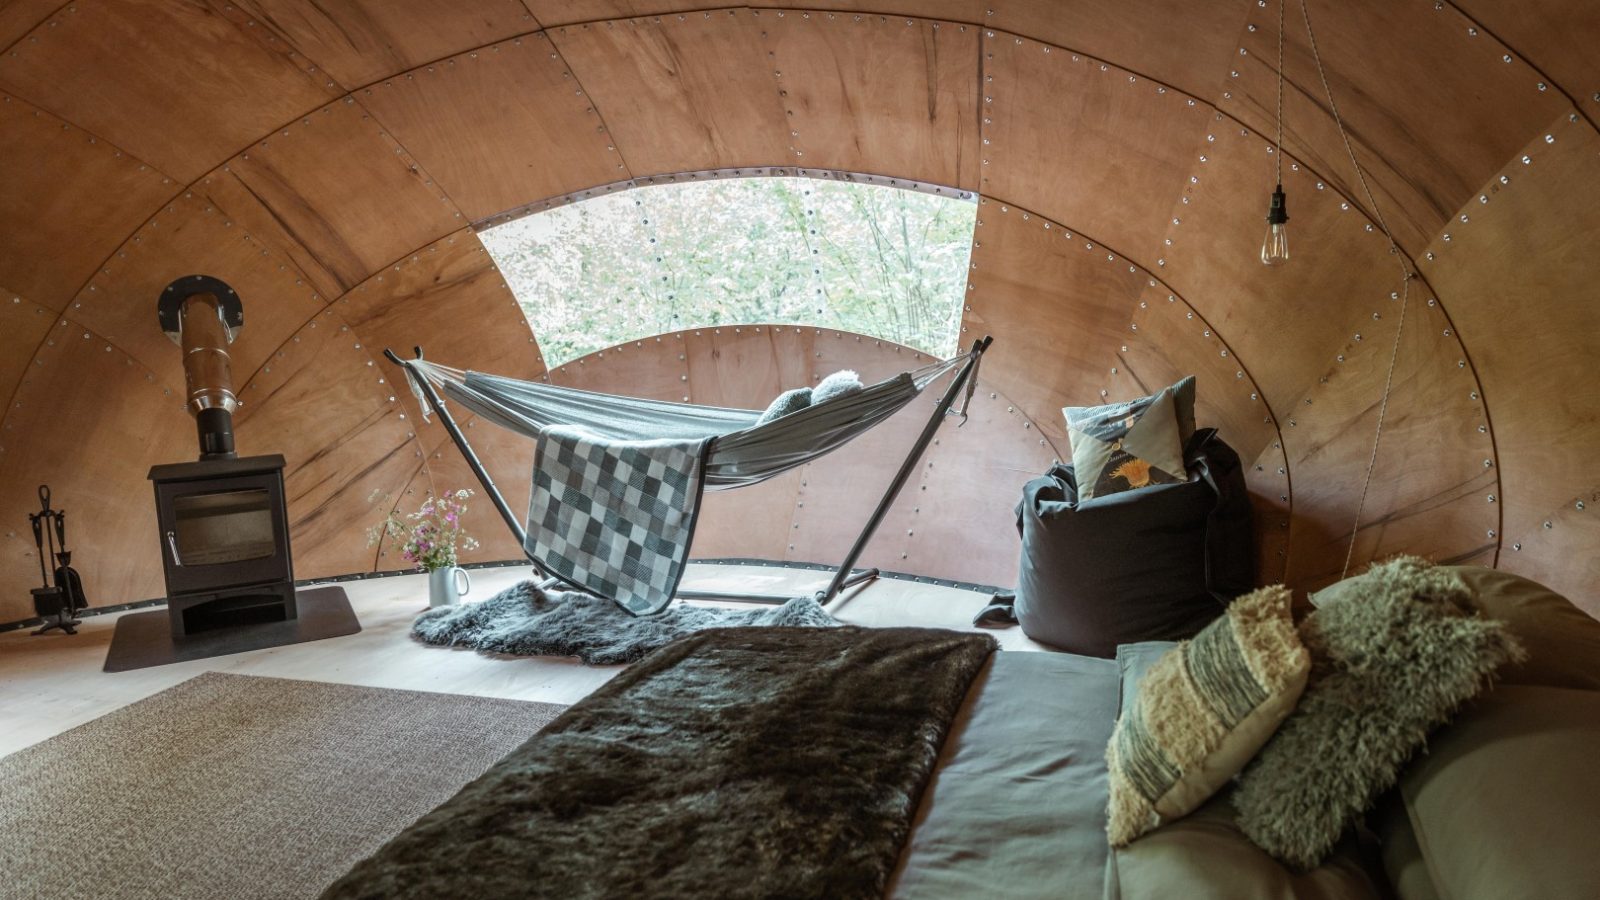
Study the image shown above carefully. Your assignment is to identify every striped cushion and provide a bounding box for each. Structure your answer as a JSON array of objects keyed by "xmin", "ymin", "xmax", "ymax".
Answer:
[{"xmin": 1106, "ymin": 585, "xmax": 1309, "ymax": 846}]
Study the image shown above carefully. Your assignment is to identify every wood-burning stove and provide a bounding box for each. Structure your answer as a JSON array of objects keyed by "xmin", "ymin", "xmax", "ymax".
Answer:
[
  {"xmin": 147, "ymin": 275, "xmax": 299, "ymax": 636},
  {"xmin": 150, "ymin": 455, "xmax": 296, "ymax": 635}
]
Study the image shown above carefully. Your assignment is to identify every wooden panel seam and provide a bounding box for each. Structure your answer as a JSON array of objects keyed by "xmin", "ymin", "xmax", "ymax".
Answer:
[
  {"xmin": 1441, "ymin": 0, "xmax": 1598, "ymax": 133},
  {"xmin": 0, "ymin": 1, "xmax": 71, "ymax": 58}
]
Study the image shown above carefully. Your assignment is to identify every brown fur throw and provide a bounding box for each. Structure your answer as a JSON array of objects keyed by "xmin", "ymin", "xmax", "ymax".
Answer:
[
  {"xmin": 322, "ymin": 626, "xmax": 996, "ymax": 900},
  {"xmin": 1232, "ymin": 556, "xmax": 1524, "ymax": 869}
]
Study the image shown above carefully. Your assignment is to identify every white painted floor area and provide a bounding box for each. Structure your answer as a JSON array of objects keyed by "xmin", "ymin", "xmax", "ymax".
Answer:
[{"xmin": 0, "ymin": 563, "xmax": 1043, "ymax": 759}]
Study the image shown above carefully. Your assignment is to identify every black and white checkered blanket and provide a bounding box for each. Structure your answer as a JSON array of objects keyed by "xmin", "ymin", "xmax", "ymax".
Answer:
[{"xmin": 526, "ymin": 425, "xmax": 712, "ymax": 616}]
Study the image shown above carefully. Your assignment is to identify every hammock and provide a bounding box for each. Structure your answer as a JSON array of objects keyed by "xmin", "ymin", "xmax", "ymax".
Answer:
[
  {"xmin": 400, "ymin": 355, "xmax": 968, "ymax": 489},
  {"xmin": 386, "ymin": 336, "xmax": 992, "ymax": 608}
]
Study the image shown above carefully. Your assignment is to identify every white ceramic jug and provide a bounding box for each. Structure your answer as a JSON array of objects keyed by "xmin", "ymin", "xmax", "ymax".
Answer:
[{"xmin": 427, "ymin": 566, "xmax": 471, "ymax": 608}]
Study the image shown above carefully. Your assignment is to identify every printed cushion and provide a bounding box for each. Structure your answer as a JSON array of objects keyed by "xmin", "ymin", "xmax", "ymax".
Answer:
[
  {"xmin": 1064, "ymin": 376, "xmax": 1196, "ymax": 501},
  {"xmin": 1234, "ymin": 557, "xmax": 1525, "ymax": 869},
  {"xmin": 1106, "ymin": 585, "xmax": 1309, "ymax": 847}
]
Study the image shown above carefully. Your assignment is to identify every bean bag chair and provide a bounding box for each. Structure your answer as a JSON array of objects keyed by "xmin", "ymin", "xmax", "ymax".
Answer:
[{"xmin": 1012, "ymin": 428, "xmax": 1254, "ymax": 657}]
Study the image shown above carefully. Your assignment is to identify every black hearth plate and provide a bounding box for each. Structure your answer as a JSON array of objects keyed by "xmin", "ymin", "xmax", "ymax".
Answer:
[{"xmin": 102, "ymin": 586, "xmax": 360, "ymax": 673}]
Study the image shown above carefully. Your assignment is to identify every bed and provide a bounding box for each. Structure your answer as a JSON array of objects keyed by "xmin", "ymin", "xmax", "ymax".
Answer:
[{"xmin": 318, "ymin": 623, "xmax": 1389, "ymax": 900}]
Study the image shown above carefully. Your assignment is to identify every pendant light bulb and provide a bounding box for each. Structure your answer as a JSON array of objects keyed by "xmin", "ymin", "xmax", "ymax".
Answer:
[{"xmin": 1261, "ymin": 185, "xmax": 1290, "ymax": 266}]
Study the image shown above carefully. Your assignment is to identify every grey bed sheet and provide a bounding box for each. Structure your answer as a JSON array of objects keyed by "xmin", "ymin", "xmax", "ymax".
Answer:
[{"xmin": 888, "ymin": 649, "xmax": 1123, "ymax": 900}]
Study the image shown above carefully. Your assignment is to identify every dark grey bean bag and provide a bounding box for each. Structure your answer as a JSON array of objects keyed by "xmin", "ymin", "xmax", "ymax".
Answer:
[{"xmin": 1013, "ymin": 428, "xmax": 1254, "ymax": 657}]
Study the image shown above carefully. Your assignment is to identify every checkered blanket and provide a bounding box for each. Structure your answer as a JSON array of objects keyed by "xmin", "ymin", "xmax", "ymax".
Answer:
[{"xmin": 526, "ymin": 425, "xmax": 712, "ymax": 616}]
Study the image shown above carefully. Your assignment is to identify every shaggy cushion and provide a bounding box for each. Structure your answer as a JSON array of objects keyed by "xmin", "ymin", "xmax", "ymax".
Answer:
[
  {"xmin": 323, "ymin": 626, "xmax": 996, "ymax": 900},
  {"xmin": 755, "ymin": 385, "xmax": 812, "ymax": 425},
  {"xmin": 1106, "ymin": 585, "xmax": 1309, "ymax": 846},
  {"xmin": 1063, "ymin": 376, "xmax": 1196, "ymax": 501},
  {"xmin": 1233, "ymin": 557, "xmax": 1525, "ymax": 869},
  {"xmin": 411, "ymin": 581, "xmax": 838, "ymax": 665},
  {"xmin": 1317, "ymin": 565, "xmax": 1600, "ymax": 691},
  {"xmin": 812, "ymin": 368, "xmax": 865, "ymax": 404}
]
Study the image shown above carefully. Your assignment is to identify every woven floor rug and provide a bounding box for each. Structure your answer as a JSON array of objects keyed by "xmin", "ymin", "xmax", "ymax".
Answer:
[
  {"xmin": 0, "ymin": 673, "xmax": 565, "ymax": 900},
  {"xmin": 412, "ymin": 580, "xmax": 839, "ymax": 665}
]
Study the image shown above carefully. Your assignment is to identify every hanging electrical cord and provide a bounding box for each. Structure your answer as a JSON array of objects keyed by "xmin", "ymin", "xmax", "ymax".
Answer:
[
  {"xmin": 1275, "ymin": 0, "xmax": 1285, "ymax": 185},
  {"xmin": 1293, "ymin": 0, "xmax": 1415, "ymax": 579},
  {"xmin": 1260, "ymin": 0, "xmax": 1291, "ymax": 265}
]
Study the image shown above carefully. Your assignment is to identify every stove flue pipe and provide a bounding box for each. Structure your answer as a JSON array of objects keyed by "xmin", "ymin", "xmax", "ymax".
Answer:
[{"xmin": 158, "ymin": 275, "xmax": 245, "ymax": 460}]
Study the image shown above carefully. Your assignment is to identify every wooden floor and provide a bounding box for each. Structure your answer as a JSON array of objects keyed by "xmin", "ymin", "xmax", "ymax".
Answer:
[{"xmin": 0, "ymin": 563, "xmax": 1043, "ymax": 759}]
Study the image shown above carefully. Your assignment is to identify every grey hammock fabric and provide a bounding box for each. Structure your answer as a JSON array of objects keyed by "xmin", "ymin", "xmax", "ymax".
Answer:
[
  {"xmin": 527, "ymin": 426, "xmax": 710, "ymax": 616},
  {"xmin": 400, "ymin": 355, "xmax": 965, "ymax": 490}
]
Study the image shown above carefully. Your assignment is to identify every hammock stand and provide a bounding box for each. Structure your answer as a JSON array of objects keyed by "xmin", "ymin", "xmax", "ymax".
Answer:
[{"xmin": 383, "ymin": 335, "xmax": 992, "ymax": 609}]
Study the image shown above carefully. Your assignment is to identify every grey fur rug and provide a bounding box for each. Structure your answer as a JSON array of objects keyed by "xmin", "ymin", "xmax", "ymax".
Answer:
[
  {"xmin": 411, "ymin": 580, "xmax": 839, "ymax": 665},
  {"xmin": 323, "ymin": 626, "xmax": 997, "ymax": 900}
]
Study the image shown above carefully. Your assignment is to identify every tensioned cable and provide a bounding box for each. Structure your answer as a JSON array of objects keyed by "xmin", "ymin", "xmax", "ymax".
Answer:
[
  {"xmin": 1295, "ymin": 0, "xmax": 1415, "ymax": 579},
  {"xmin": 1275, "ymin": 0, "xmax": 1285, "ymax": 185}
]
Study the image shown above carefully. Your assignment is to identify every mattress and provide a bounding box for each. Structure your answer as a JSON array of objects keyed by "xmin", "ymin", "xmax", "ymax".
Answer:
[{"xmin": 889, "ymin": 650, "xmax": 1123, "ymax": 899}]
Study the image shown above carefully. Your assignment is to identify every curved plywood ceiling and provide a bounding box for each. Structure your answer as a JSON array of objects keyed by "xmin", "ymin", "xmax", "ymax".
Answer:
[{"xmin": 0, "ymin": 1, "xmax": 1596, "ymax": 622}]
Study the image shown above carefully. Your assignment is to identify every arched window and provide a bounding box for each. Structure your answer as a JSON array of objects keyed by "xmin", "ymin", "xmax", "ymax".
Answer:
[{"xmin": 481, "ymin": 176, "xmax": 977, "ymax": 366}]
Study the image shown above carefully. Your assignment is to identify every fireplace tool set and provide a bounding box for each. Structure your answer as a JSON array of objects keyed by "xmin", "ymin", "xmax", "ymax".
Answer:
[{"xmin": 28, "ymin": 484, "xmax": 87, "ymax": 636}]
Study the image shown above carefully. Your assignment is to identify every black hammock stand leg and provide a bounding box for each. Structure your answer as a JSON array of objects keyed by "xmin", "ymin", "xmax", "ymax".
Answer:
[
  {"xmin": 382, "ymin": 347, "xmax": 587, "ymax": 596},
  {"xmin": 384, "ymin": 336, "xmax": 992, "ymax": 609}
]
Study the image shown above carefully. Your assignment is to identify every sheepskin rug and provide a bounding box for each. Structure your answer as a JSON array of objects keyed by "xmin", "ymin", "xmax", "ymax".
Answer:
[{"xmin": 411, "ymin": 580, "xmax": 839, "ymax": 665}]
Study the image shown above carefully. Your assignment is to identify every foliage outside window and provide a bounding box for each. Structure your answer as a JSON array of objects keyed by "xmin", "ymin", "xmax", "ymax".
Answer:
[{"xmin": 481, "ymin": 177, "xmax": 976, "ymax": 367}]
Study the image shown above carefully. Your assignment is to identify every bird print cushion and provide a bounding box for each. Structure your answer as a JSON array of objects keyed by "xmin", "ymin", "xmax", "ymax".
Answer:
[{"xmin": 1064, "ymin": 376, "xmax": 1196, "ymax": 502}]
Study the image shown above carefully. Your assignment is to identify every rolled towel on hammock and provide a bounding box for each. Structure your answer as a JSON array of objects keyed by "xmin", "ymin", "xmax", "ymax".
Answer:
[{"xmin": 754, "ymin": 370, "xmax": 865, "ymax": 425}]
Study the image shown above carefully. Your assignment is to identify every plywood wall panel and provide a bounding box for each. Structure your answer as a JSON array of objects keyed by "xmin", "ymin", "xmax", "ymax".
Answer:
[
  {"xmin": 370, "ymin": 462, "xmax": 434, "ymax": 573},
  {"xmin": 1418, "ymin": 113, "xmax": 1600, "ymax": 615},
  {"xmin": 0, "ymin": 291, "xmax": 54, "ymax": 413},
  {"xmin": 411, "ymin": 420, "xmax": 535, "ymax": 566},
  {"xmin": 987, "ymin": 0, "xmax": 1251, "ymax": 97},
  {"xmin": 962, "ymin": 201, "xmax": 1144, "ymax": 453},
  {"xmin": 0, "ymin": 92, "xmax": 177, "ymax": 309},
  {"xmin": 0, "ymin": 0, "xmax": 339, "ymax": 182},
  {"xmin": 1153, "ymin": 124, "xmax": 1400, "ymax": 408},
  {"xmin": 224, "ymin": 0, "xmax": 537, "ymax": 89},
  {"xmin": 216, "ymin": 98, "xmax": 464, "ymax": 294},
  {"xmin": 894, "ymin": 381, "xmax": 1056, "ymax": 588},
  {"xmin": 68, "ymin": 195, "xmax": 325, "ymax": 393},
  {"xmin": 1276, "ymin": 287, "xmax": 1498, "ymax": 591},
  {"xmin": 233, "ymin": 308, "xmax": 423, "ymax": 580},
  {"xmin": 338, "ymin": 229, "xmax": 545, "ymax": 429},
  {"xmin": 979, "ymin": 30, "xmax": 1213, "ymax": 259},
  {"xmin": 549, "ymin": 13, "xmax": 793, "ymax": 176},
  {"xmin": 681, "ymin": 326, "xmax": 812, "ymax": 560},
  {"xmin": 788, "ymin": 2, "xmax": 984, "ymax": 22},
  {"xmin": 548, "ymin": 332, "xmax": 688, "ymax": 398},
  {"xmin": 767, "ymin": 11, "xmax": 980, "ymax": 189},
  {"xmin": 0, "ymin": 326, "xmax": 192, "ymax": 621},
  {"xmin": 1455, "ymin": 0, "xmax": 1600, "ymax": 116},
  {"xmin": 0, "ymin": 0, "xmax": 62, "ymax": 50},
  {"xmin": 1118, "ymin": 283, "xmax": 1278, "ymax": 465},
  {"xmin": 1228, "ymin": 0, "xmax": 1568, "ymax": 254},
  {"xmin": 360, "ymin": 36, "xmax": 629, "ymax": 222}
]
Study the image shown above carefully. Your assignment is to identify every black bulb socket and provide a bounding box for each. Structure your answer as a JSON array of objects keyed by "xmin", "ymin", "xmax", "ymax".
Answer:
[{"xmin": 1266, "ymin": 185, "xmax": 1289, "ymax": 225}]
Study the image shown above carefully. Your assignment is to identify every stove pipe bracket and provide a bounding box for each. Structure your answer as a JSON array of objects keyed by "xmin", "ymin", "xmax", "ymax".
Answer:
[{"xmin": 158, "ymin": 275, "xmax": 245, "ymax": 461}]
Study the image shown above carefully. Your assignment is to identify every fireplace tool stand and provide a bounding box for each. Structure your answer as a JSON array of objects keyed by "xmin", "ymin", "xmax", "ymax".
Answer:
[{"xmin": 28, "ymin": 484, "xmax": 85, "ymax": 636}]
